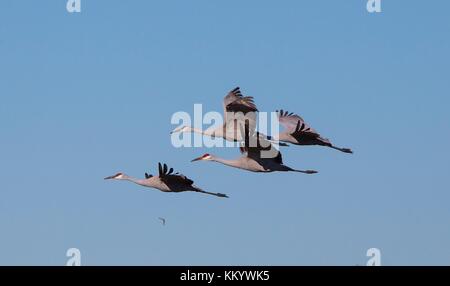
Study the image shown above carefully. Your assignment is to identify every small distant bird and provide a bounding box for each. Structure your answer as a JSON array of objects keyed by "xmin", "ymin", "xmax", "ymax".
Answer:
[
  {"xmin": 272, "ymin": 110, "xmax": 353, "ymax": 153},
  {"xmin": 158, "ymin": 217, "xmax": 166, "ymax": 226},
  {"xmin": 191, "ymin": 126, "xmax": 317, "ymax": 174},
  {"xmin": 104, "ymin": 163, "xmax": 228, "ymax": 198}
]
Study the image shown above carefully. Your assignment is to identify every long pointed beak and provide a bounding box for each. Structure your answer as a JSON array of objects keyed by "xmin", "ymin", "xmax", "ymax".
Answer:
[
  {"xmin": 170, "ymin": 128, "xmax": 180, "ymax": 135},
  {"xmin": 104, "ymin": 175, "xmax": 115, "ymax": 180},
  {"xmin": 191, "ymin": 156, "xmax": 203, "ymax": 162}
]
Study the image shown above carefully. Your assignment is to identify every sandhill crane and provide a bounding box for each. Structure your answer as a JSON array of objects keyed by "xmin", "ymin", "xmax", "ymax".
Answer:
[
  {"xmin": 191, "ymin": 131, "xmax": 318, "ymax": 174},
  {"xmin": 272, "ymin": 110, "xmax": 353, "ymax": 154},
  {"xmin": 171, "ymin": 87, "xmax": 287, "ymax": 145},
  {"xmin": 104, "ymin": 163, "xmax": 228, "ymax": 198}
]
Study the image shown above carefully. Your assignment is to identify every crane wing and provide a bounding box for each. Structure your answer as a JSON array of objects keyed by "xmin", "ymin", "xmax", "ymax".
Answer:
[
  {"xmin": 223, "ymin": 87, "xmax": 258, "ymax": 124},
  {"xmin": 239, "ymin": 123, "xmax": 283, "ymax": 164},
  {"xmin": 158, "ymin": 162, "xmax": 194, "ymax": 186},
  {"xmin": 277, "ymin": 109, "xmax": 319, "ymax": 137}
]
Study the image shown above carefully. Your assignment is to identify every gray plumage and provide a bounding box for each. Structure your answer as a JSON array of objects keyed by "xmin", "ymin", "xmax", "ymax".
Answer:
[
  {"xmin": 275, "ymin": 109, "xmax": 353, "ymax": 154},
  {"xmin": 191, "ymin": 131, "xmax": 317, "ymax": 174}
]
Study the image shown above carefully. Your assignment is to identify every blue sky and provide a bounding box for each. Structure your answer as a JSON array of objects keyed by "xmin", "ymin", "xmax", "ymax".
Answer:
[{"xmin": 0, "ymin": 0, "xmax": 449, "ymax": 265}]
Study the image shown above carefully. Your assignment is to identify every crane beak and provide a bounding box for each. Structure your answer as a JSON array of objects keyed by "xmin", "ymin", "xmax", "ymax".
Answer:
[
  {"xmin": 190, "ymin": 156, "xmax": 203, "ymax": 162},
  {"xmin": 170, "ymin": 127, "xmax": 180, "ymax": 134}
]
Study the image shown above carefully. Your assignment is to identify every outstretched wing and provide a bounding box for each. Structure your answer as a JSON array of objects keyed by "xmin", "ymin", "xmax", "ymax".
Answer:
[
  {"xmin": 277, "ymin": 109, "xmax": 319, "ymax": 137},
  {"xmin": 158, "ymin": 162, "xmax": 194, "ymax": 186},
  {"xmin": 221, "ymin": 87, "xmax": 259, "ymax": 141},
  {"xmin": 223, "ymin": 87, "xmax": 258, "ymax": 114},
  {"xmin": 239, "ymin": 123, "xmax": 283, "ymax": 164}
]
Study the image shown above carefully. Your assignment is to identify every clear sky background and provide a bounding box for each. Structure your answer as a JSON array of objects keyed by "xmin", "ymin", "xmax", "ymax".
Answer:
[{"xmin": 1, "ymin": 0, "xmax": 449, "ymax": 265}]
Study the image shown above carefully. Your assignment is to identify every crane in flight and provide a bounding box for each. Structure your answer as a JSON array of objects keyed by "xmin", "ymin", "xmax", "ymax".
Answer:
[
  {"xmin": 191, "ymin": 126, "xmax": 317, "ymax": 174},
  {"xmin": 271, "ymin": 110, "xmax": 353, "ymax": 154},
  {"xmin": 104, "ymin": 163, "xmax": 228, "ymax": 198},
  {"xmin": 171, "ymin": 87, "xmax": 287, "ymax": 145}
]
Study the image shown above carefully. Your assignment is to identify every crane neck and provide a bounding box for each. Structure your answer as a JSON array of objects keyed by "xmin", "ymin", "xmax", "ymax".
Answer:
[
  {"xmin": 125, "ymin": 177, "xmax": 148, "ymax": 187},
  {"xmin": 212, "ymin": 156, "xmax": 244, "ymax": 170},
  {"xmin": 189, "ymin": 126, "xmax": 215, "ymax": 136}
]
